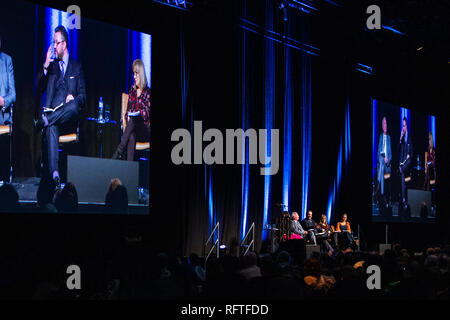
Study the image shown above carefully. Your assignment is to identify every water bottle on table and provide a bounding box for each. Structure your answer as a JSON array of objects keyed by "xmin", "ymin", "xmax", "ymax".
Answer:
[
  {"xmin": 98, "ymin": 97, "xmax": 104, "ymax": 123},
  {"xmin": 105, "ymin": 104, "xmax": 110, "ymax": 122}
]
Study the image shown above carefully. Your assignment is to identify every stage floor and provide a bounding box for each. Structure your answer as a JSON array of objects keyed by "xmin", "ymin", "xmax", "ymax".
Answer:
[
  {"xmin": 4, "ymin": 177, "xmax": 149, "ymax": 215},
  {"xmin": 372, "ymin": 202, "xmax": 436, "ymax": 223}
]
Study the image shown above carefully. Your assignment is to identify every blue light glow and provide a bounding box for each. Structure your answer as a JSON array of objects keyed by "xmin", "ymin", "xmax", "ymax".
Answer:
[
  {"xmin": 127, "ymin": 31, "xmax": 152, "ymax": 91},
  {"xmin": 356, "ymin": 63, "xmax": 372, "ymax": 72},
  {"xmin": 345, "ymin": 100, "xmax": 351, "ymax": 163},
  {"xmin": 324, "ymin": 0, "xmax": 342, "ymax": 6},
  {"xmin": 262, "ymin": 0, "xmax": 275, "ymax": 240},
  {"xmin": 327, "ymin": 104, "xmax": 351, "ymax": 222},
  {"xmin": 152, "ymin": 0, "xmax": 191, "ymax": 11},
  {"xmin": 301, "ymin": 55, "xmax": 312, "ymax": 220},
  {"xmin": 208, "ymin": 166, "xmax": 215, "ymax": 240},
  {"xmin": 140, "ymin": 33, "xmax": 152, "ymax": 87},
  {"xmin": 240, "ymin": 23, "xmax": 250, "ymax": 240},
  {"xmin": 282, "ymin": 44, "xmax": 292, "ymax": 211},
  {"xmin": 355, "ymin": 69, "xmax": 373, "ymax": 75},
  {"xmin": 33, "ymin": 5, "xmax": 38, "ymax": 96},
  {"xmin": 429, "ymin": 115, "xmax": 436, "ymax": 148},
  {"xmin": 291, "ymin": 0, "xmax": 318, "ymax": 11},
  {"xmin": 355, "ymin": 63, "xmax": 374, "ymax": 75},
  {"xmin": 382, "ymin": 25, "xmax": 406, "ymax": 36},
  {"xmin": 372, "ymin": 98, "xmax": 377, "ymax": 178}
]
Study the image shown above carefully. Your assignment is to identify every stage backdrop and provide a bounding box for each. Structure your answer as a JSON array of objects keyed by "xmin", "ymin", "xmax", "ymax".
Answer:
[{"xmin": 177, "ymin": 0, "xmax": 348, "ymax": 256}]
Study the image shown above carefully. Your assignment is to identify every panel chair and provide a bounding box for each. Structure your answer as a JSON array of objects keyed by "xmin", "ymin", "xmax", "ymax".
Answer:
[
  {"xmin": 40, "ymin": 117, "xmax": 80, "ymax": 184},
  {"xmin": 57, "ymin": 124, "xmax": 80, "ymax": 183},
  {"xmin": 121, "ymin": 93, "xmax": 150, "ymax": 189}
]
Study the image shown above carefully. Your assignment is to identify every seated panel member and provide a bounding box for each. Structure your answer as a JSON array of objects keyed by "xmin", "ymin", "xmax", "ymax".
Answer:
[
  {"xmin": 0, "ymin": 34, "xmax": 16, "ymax": 125},
  {"xmin": 112, "ymin": 59, "xmax": 150, "ymax": 161},
  {"xmin": 35, "ymin": 26, "xmax": 86, "ymax": 189},
  {"xmin": 290, "ymin": 211, "xmax": 307, "ymax": 240},
  {"xmin": 317, "ymin": 214, "xmax": 335, "ymax": 254},
  {"xmin": 301, "ymin": 210, "xmax": 318, "ymax": 245},
  {"xmin": 377, "ymin": 116, "xmax": 392, "ymax": 204},
  {"xmin": 424, "ymin": 131, "xmax": 436, "ymax": 191},
  {"xmin": 336, "ymin": 213, "xmax": 355, "ymax": 250},
  {"xmin": 399, "ymin": 117, "xmax": 413, "ymax": 207}
]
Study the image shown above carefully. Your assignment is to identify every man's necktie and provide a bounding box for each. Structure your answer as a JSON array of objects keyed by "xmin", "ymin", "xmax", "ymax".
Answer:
[{"xmin": 60, "ymin": 60, "xmax": 65, "ymax": 76}]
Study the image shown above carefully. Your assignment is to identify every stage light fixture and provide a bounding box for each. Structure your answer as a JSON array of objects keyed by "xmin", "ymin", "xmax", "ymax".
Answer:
[
  {"xmin": 219, "ymin": 244, "xmax": 227, "ymax": 255},
  {"xmin": 290, "ymin": 0, "xmax": 318, "ymax": 13},
  {"xmin": 152, "ymin": 0, "xmax": 192, "ymax": 11},
  {"xmin": 355, "ymin": 63, "xmax": 374, "ymax": 75},
  {"xmin": 323, "ymin": 0, "xmax": 342, "ymax": 7}
]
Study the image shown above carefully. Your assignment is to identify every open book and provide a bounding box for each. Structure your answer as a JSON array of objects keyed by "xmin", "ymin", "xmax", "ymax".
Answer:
[
  {"xmin": 128, "ymin": 111, "xmax": 140, "ymax": 117},
  {"xmin": 43, "ymin": 103, "xmax": 64, "ymax": 113}
]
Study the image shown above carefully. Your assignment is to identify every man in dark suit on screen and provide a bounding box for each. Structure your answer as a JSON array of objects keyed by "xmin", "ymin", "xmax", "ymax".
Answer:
[
  {"xmin": 36, "ymin": 26, "xmax": 85, "ymax": 189},
  {"xmin": 399, "ymin": 116, "xmax": 413, "ymax": 208},
  {"xmin": 376, "ymin": 116, "xmax": 392, "ymax": 207}
]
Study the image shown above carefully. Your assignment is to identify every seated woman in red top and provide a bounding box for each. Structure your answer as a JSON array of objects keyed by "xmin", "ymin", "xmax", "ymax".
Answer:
[{"xmin": 112, "ymin": 59, "xmax": 150, "ymax": 161}]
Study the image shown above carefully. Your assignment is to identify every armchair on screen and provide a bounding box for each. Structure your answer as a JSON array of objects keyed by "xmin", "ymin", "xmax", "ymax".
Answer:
[
  {"xmin": 40, "ymin": 116, "xmax": 80, "ymax": 184},
  {"xmin": 121, "ymin": 93, "xmax": 150, "ymax": 189}
]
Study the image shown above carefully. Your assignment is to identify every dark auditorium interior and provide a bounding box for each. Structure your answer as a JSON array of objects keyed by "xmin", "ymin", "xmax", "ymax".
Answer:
[{"xmin": 0, "ymin": 0, "xmax": 448, "ymax": 303}]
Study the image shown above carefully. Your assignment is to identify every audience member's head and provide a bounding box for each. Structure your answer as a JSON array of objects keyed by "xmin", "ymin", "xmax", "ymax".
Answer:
[
  {"xmin": 105, "ymin": 185, "xmax": 128, "ymax": 213},
  {"xmin": 54, "ymin": 182, "xmax": 78, "ymax": 213},
  {"xmin": 0, "ymin": 183, "xmax": 19, "ymax": 211},
  {"xmin": 424, "ymin": 254, "xmax": 439, "ymax": 268},
  {"xmin": 189, "ymin": 253, "xmax": 201, "ymax": 267},
  {"xmin": 276, "ymin": 250, "xmax": 291, "ymax": 269},
  {"xmin": 37, "ymin": 176, "xmax": 54, "ymax": 208},
  {"xmin": 241, "ymin": 251, "xmax": 257, "ymax": 269},
  {"xmin": 105, "ymin": 179, "xmax": 123, "ymax": 212},
  {"xmin": 259, "ymin": 254, "xmax": 276, "ymax": 276},
  {"xmin": 221, "ymin": 255, "xmax": 239, "ymax": 276},
  {"xmin": 304, "ymin": 258, "xmax": 321, "ymax": 279},
  {"xmin": 106, "ymin": 178, "xmax": 122, "ymax": 198},
  {"xmin": 426, "ymin": 247, "xmax": 436, "ymax": 256}
]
